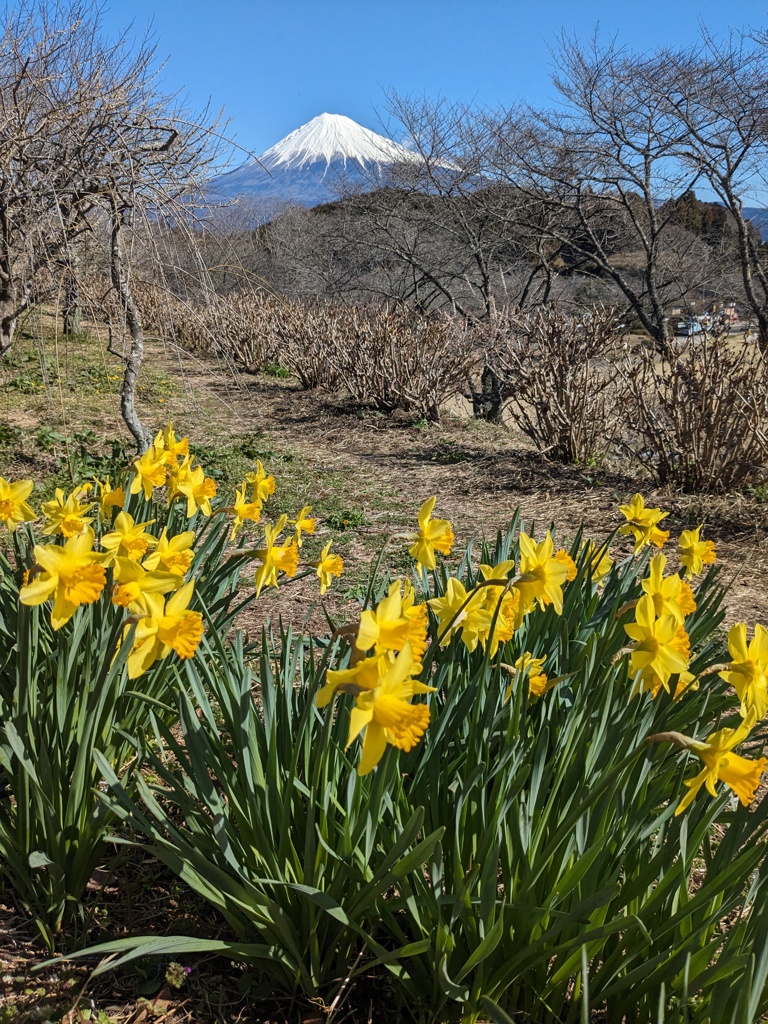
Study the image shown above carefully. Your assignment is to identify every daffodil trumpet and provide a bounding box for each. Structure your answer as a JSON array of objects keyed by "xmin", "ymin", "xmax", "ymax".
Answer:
[{"xmin": 646, "ymin": 714, "xmax": 768, "ymax": 814}]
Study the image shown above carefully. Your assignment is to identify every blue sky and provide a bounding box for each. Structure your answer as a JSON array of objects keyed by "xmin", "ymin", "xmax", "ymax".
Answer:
[{"xmin": 101, "ymin": 1, "xmax": 768, "ymax": 162}]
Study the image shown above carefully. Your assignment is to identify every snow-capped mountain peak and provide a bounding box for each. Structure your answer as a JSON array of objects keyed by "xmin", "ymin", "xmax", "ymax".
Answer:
[
  {"xmin": 207, "ymin": 113, "xmax": 419, "ymax": 209},
  {"xmin": 260, "ymin": 112, "xmax": 416, "ymax": 172}
]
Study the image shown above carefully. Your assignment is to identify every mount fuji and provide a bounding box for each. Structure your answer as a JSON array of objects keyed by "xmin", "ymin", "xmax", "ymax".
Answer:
[{"xmin": 207, "ymin": 113, "xmax": 419, "ymax": 209}]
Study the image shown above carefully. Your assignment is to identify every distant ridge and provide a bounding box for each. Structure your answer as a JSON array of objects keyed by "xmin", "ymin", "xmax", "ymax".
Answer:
[
  {"xmin": 744, "ymin": 207, "xmax": 768, "ymax": 241},
  {"xmin": 208, "ymin": 113, "xmax": 419, "ymax": 208}
]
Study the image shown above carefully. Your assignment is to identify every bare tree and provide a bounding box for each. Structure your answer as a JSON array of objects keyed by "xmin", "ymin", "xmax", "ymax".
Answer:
[
  {"xmin": 651, "ymin": 33, "xmax": 768, "ymax": 349},
  {"xmin": 483, "ymin": 37, "xmax": 705, "ymax": 350},
  {"xmin": 0, "ymin": 1, "xmax": 225, "ymax": 450},
  {"xmin": 317, "ymin": 94, "xmax": 563, "ymax": 317}
]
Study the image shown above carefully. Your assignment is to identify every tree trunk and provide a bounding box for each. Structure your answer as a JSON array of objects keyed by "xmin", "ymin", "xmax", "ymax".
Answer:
[
  {"xmin": 468, "ymin": 364, "xmax": 507, "ymax": 422},
  {"xmin": 63, "ymin": 273, "xmax": 81, "ymax": 336},
  {"xmin": 713, "ymin": 183, "xmax": 768, "ymax": 355},
  {"xmin": 110, "ymin": 209, "xmax": 153, "ymax": 453},
  {"xmin": 0, "ymin": 296, "xmax": 16, "ymax": 353}
]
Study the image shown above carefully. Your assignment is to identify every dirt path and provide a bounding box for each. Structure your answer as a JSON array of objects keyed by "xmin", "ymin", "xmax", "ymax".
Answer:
[
  {"xmin": 173, "ymin": 351, "xmax": 768, "ymax": 629},
  {"xmin": 2, "ymin": 327, "xmax": 767, "ymax": 627}
]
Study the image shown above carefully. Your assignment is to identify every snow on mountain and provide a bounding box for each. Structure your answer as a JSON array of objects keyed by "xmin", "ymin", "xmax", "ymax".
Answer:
[
  {"xmin": 208, "ymin": 113, "xmax": 419, "ymax": 209},
  {"xmin": 260, "ymin": 112, "xmax": 415, "ymax": 171}
]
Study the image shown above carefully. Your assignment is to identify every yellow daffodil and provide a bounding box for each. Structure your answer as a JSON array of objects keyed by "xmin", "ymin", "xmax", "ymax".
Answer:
[
  {"xmin": 487, "ymin": 590, "xmax": 520, "ymax": 656},
  {"xmin": 153, "ymin": 422, "xmax": 189, "ymax": 467},
  {"xmin": 428, "ymin": 577, "xmax": 492, "ymax": 652},
  {"xmin": 505, "ymin": 652, "xmax": 552, "ymax": 700},
  {"xmin": 229, "ymin": 483, "xmax": 262, "ymax": 540},
  {"xmin": 719, "ymin": 623, "xmax": 768, "ymax": 721},
  {"xmin": 316, "ymin": 650, "xmax": 385, "ymax": 708},
  {"xmin": 142, "ymin": 528, "xmax": 195, "ymax": 576},
  {"xmin": 477, "ymin": 570, "xmax": 520, "ymax": 657},
  {"xmin": 678, "ymin": 526, "xmax": 716, "ymax": 578},
  {"xmin": 41, "ymin": 487, "xmax": 95, "ymax": 538},
  {"xmin": 515, "ymin": 531, "xmax": 570, "ymax": 616},
  {"xmin": 400, "ymin": 580, "xmax": 429, "ymax": 665},
  {"xmin": 172, "ymin": 458, "xmax": 217, "ymax": 517},
  {"xmin": 357, "ymin": 580, "xmax": 411, "ymax": 653},
  {"xmin": 291, "ymin": 505, "xmax": 316, "ymax": 547},
  {"xmin": 0, "ymin": 477, "xmax": 36, "ymax": 531},
  {"xmin": 95, "ymin": 477, "xmax": 125, "ymax": 522},
  {"xmin": 345, "ymin": 643, "xmax": 435, "ymax": 775},
  {"xmin": 406, "ymin": 496, "xmax": 454, "ymax": 570},
  {"xmin": 649, "ymin": 714, "xmax": 768, "ymax": 816},
  {"xmin": 254, "ymin": 515, "xmax": 299, "ymax": 596},
  {"xmin": 673, "ymin": 671, "xmax": 699, "ymax": 701},
  {"xmin": 624, "ymin": 594, "xmax": 690, "ymax": 697},
  {"xmin": 130, "ymin": 445, "xmax": 168, "ymax": 500},
  {"xmin": 581, "ymin": 540, "xmax": 613, "ymax": 582},
  {"xmin": 111, "ymin": 557, "xmax": 181, "ymax": 613},
  {"xmin": 19, "ymin": 529, "xmax": 106, "ymax": 629},
  {"xmin": 618, "ymin": 494, "xmax": 670, "ymax": 553},
  {"xmin": 479, "ymin": 560, "xmax": 517, "ymax": 582},
  {"xmin": 310, "ymin": 540, "xmax": 344, "ymax": 595},
  {"xmin": 100, "ymin": 511, "xmax": 158, "ymax": 564},
  {"xmin": 246, "ymin": 461, "xmax": 276, "ymax": 503},
  {"xmin": 554, "ymin": 549, "xmax": 577, "ymax": 581},
  {"xmin": 641, "ymin": 553, "xmax": 690, "ymax": 625},
  {"xmin": 678, "ymin": 580, "xmax": 697, "ymax": 616},
  {"xmin": 125, "ymin": 581, "xmax": 204, "ymax": 679}
]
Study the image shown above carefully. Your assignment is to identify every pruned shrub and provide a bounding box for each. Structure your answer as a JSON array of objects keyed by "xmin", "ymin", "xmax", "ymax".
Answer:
[
  {"xmin": 621, "ymin": 333, "xmax": 768, "ymax": 491},
  {"xmin": 480, "ymin": 304, "xmax": 626, "ymax": 462},
  {"xmin": 170, "ymin": 290, "xmax": 282, "ymax": 372},
  {"xmin": 333, "ymin": 305, "xmax": 480, "ymax": 421},
  {"xmin": 274, "ymin": 300, "xmax": 481, "ymax": 421},
  {"xmin": 272, "ymin": 296, "xmax": 345, "ymax": 389}
]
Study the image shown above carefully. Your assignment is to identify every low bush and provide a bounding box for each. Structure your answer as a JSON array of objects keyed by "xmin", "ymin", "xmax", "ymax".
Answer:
[
  {"xmin": 169, "ymin": 291, "xmax": 480, "ymax": 421},
  {"xmin": 331, "ymin": 305, "xmax": 480, "ymax": 422},
  {"xmin": 273, "ymin": 296, "xmax": 346, "ymax": 389},
  {"xmin": 275, "ymin": 299, "xmax": 480, "ymax": 421},
  {"xmin": 621, "ymin": 332, "xmax": 768, "ymax": 492},
  {"xmin": 480, "ymin": 304, "xmax": 626, "ymax": 463},
  {"xmin": 167, "ymin": 290, "xmax": 281, "ymax": 373}
]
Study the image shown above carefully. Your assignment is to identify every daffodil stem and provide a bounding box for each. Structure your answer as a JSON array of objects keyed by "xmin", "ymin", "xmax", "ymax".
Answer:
[
  {"xmin": 611, "ymin": 645, "xmax": 634, "ymax": 665},
  {"xmin": 698, "ymin": 663, "xmax": 729, "ymax": 677},
  {"xmin": 646, "ymin": 731, "xmax": 697, "ymax": 751}
]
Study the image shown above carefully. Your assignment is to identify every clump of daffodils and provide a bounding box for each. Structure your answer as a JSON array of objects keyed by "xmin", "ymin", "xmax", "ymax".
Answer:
[
  {"xmin": 5, "ymin": 444, "xmax": 765, "ymax": 816},
  {"xmin": 3, "ymin": 423, "xmax": 345, "ymax": 679},
  {"xmin": 317, "ymin": 491, "xmax": 768, "ymax": 821},
  {"xmin": 317, "ymin": 577, "xmax": 432, "ymax": 775}
]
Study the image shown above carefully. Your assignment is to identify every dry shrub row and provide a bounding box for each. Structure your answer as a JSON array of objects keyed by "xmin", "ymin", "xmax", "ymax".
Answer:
[
  {"xmin": 174, "ymin": 292, "xmax": 481, "ymax": 423},
  {"xmin": 321, "ymin": 305, "xmax": 480, "ymax": 422},
  {"xmin": 171, "ymin": 291, "xmax": 281, "ymax": 372},
  {"xmin": 622, "ymin": 334, "xmax": 768, "ymax": 492},
  {"xmin": 142, "ymin": 286, "xmax": 768, "ymax": 494},
  {"xmin": 477, "ymin": 304, "xmax": 768, "ymax": 492},
  {"xmin": 478, "ymin": 305, "xmax": 625, "ymax": 463}
]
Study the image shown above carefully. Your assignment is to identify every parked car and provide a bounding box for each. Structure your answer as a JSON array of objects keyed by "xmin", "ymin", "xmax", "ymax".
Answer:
[{"xmin": 674, "ymin": 318, "xmax": 703, "ymax": 336}]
